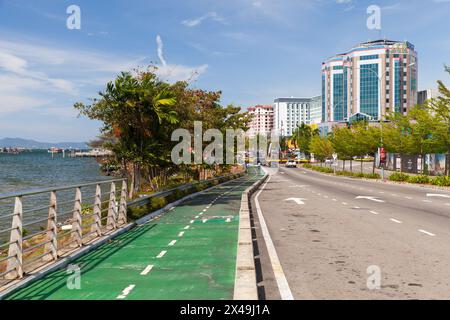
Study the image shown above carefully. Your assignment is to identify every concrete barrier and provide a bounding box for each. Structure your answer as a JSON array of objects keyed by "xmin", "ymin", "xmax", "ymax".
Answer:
[{"xmin": 233, "ymin": 170, "xmax": 268, "ymax": 300}]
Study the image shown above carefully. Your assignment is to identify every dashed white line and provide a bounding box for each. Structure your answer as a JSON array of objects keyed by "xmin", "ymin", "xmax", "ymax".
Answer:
[
  {"xmin": 390, "ymin": 218, "xmax": 402, "ymax": 224},
  {"xmin": 168, "ymin": 240, "xmax": 177, "ymax": 246},
  {"xmin": 370, "ymin": 211, "xmax": 380, "ymax": 215},
  {"xmin": 202, "ymin": 219, "xmax": 208, "ymax": 223},
  {"xmin": 342, "ymin": 202, "xmax": 347, "ymax": 205},
  {"xmin": 140, "ymin": 265, "xmax": 154, "ymax": 276},
  {"xmin": 226, "ymin": 218, "xmax": 231, "ymax": 223},
  {"xmin": 190, "ymin": 220, "xmax": 195, "ymax": 224},
  {"xmin": 418, "ymin": 229, "xmax": 436, "ymax": 237},
  {"xmin": 184, "ymin": 225, "xmax": 190, "ymax": 230},
  {"xmin": 178, "ymin": 232, "xmax": 185, "ymax": 237},
  {"xmin": 422, "ymin": 200, "xmax": 432, "ymax": 203},
  {"xmin": 117, "ymin": 284, "xmax": 135, "ymax": 299},
  {"xmin": 156, "ymin": 250, "xmax": 167, "ymax": 258},
  {"xmin": 195, "ymin": 216, "xmax": 199, "ymax": 219}
]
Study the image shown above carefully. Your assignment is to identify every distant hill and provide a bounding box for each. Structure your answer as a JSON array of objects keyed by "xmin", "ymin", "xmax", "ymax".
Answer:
[{"xmin": 0, "ymin": 138, "xmax": 88, "ymax": 149}]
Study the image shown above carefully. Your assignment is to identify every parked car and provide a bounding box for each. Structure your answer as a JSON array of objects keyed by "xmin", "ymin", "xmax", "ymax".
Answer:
[{"xmin": 285, "ymin": 159, "xmax": 297, "ymax": 168}]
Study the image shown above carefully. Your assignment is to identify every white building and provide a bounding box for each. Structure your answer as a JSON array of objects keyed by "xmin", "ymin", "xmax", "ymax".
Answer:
[
  {"xmin": 273, "ymin": 96, "xmax": 322, "ymax": 136},
  {"xmin": 247, "ymin": 105, "xmax": 274, "ymax": 137}
]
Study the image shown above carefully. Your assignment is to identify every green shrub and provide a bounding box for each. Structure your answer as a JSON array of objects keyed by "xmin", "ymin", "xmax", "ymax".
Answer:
[
  {"xmin": 364, "ymin": 173, "xmax": 381, "ymax": 179},
  {"xmin": 431, "ymin": 175, "xmax": 450, "ymax": 187},
  {"xmin": 150, "ymin": 197, "xmax": 167, "ymax": 211},
  {"xmin": 389, "ymin": 172, "xmax": 410, "ymax": 182},
  {"xmin": 408, "ymin": 175, "xmax": 430, "ymax": 184}
]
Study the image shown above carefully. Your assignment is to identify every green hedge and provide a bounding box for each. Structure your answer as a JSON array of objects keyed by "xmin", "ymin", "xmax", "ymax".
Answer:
[
  {"xmin": 127, "ymin": 174, "xmax": 243, "ymax": 220},
  {"xmin": 389, "ymin": 172, "xmax": 450, "ymax": 186}
]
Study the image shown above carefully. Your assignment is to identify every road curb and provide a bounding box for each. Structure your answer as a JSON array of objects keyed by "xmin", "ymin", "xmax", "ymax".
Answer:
[
  {"xmin": 233, "ymin": 171, "xmax": 268, "ymax": 300},
  {"xmin": 0, "ymin": 174, "xmax": 246, "ymax": 300}
]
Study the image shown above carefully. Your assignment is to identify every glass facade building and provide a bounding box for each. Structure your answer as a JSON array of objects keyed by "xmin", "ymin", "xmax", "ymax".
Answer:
[
  {"xmin": 359, "ymin": 64, "xmax": 379, "ymax": 118},
  {"xmin": 321, "ymin": 40, "xmax": 418, "ymax": 123}
]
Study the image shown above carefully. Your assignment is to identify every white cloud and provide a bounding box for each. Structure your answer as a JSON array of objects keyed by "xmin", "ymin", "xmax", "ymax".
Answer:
[
  {"xmin": 156, "ymin": 35, "xmax": 167, "ymax": 66},
  {"xmin": 154, "ymin": 35, "xmax": 208, "ymax": 83},
  {"xmin": 182, "ymin": 12, "xmax": 224, "ymax": 27}
]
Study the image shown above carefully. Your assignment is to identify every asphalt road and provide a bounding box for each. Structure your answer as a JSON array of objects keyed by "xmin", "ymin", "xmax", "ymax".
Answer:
[{"xmin": 252, "ymin": 166, "xmax": 450, "ymax": 300}]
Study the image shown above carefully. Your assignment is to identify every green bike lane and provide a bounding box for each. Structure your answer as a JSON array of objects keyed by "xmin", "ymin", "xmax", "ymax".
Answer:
[{"xmin": 5, "ymin": 174, "xmax": 262, "ymax": 300}]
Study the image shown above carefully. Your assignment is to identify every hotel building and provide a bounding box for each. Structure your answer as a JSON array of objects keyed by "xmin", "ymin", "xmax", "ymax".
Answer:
[
  {"xmin": 273, "ymin": 96, "xmax": 322, "ymax": 136},
  {"xmin": 247, "ymin": 105, "xmax": 274, "ymax": 137},
  {"xmin": 321, "ymin": 39, "xmax": 418, "ymax": 122}
]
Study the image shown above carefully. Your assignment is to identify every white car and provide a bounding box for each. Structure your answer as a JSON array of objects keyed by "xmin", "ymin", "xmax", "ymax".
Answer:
[{"xmin": 285, "ymin": 159, "xmax": 297, "ymax": 168}]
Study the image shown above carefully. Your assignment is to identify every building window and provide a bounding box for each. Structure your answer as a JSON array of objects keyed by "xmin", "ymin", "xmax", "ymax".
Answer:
[
  {"xmin": 359, "ymin": 63, "xmax": 379, "ymax": 118},
  {"xmin": 360, "ymin": 54, "xmax": 379, "ymax": 61}
]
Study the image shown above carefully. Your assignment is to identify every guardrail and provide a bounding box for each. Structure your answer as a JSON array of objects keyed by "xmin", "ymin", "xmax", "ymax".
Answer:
[
  {"xmin": 0, "ymin": 172, "xmax": 246, "ymax": 286},
  {"xmin": 0, "ymin": 178, "xmax": 127, "ymax": 282}
]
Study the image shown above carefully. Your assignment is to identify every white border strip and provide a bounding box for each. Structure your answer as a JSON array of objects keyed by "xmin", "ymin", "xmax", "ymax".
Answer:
[{"xmin": 254, "ymin": 176, "xmax": 294, "ymax": 300}]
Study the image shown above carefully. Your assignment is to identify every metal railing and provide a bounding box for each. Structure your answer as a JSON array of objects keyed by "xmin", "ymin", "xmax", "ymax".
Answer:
[
  {"xmin": 0, "ymin": 178, "xmax": 127, "ymax": 281},
  {"xmin": 0, "ymin": 171, "xmax": 246, "ymax": 285}
]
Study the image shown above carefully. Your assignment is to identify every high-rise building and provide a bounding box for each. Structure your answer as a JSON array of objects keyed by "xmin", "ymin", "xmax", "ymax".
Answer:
[
  {"xmin": 247, "ymin": 105, "xmax": 274, "ymax": 137},
  {"xmin": 322, "ymin": 39, "xmax": 418, "ymax": 122},
  {"xmin": 273, "ymin": 96, "xmax": 322, "ymax": 136},
  {"xmin": 417, "ymin": 89, "xmax": 441, "ymax": 105}
]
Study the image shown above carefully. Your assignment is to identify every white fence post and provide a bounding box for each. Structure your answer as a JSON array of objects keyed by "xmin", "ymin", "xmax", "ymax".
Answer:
[
  {"xmin": 6, "ymin": 197, "xmax": 23, "ymax": 279},
  {"xmin": 44, "ymin": 191, "xmax": 58, "ymax": 261},
  {"xmin": 106, "ymin": 182, "xmax": 117, "ymax": 230},
  {"xmin": 91, "ymin": 184, "xmax": 102, "ymax": 237},
  {"xmin": 71, "ymin": 187, "xmax": 83, "ymax": 247},
  {"xmin": 117, "ymin": 180, "xmax": 127, "ymax": 226}
]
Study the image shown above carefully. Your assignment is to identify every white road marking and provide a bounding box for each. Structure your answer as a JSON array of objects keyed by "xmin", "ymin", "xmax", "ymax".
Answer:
[
  {"xmin": 390, "ymin": 218, "xmax": 402, "ymax": 224},
  {"xmin": 156, "ymin": 250, "xmax": 167, "ymax": 258},
  {"xmin": 184, "ymin": 225, "xmax": 190, "ymax": 230},
  {"xmin": 168, "ymin": 240, "xmax": 177, "ymax": 246},
  {"xmin": 226, "ymin": 218, "xmax": 231, "ymax": 223},
  {"xmin": 178, "ymin": 232, "xmax": 185, "ymax": 237},
  {"xmin": 117, "ymin": 284, "xmax": 135, "ymax": 299},
  {"xmin": 370, "ymin": 211, "xmax": 380, "ymax": 215},
  {"xmin": 285, "ymin": 198, "xmax": 306, "ymax": 205},
  {"xmin": 140, "ymin": 265, "xmax": 154, "ymax": 276},
  {"xmin": 332, "ymin": 199, "xmax": 337, "ymax": 201},
  {"xmin": 418, "ymin": 229, "xmax": 436, "ymax": 237},
  {"xmin": 356, "ymin": 196, "xmax": 385, "ymax": 203},
  {"xmin": 203, "ymin": 209, "xmax": 207, "ymax": 212},
  {"xmin": 190, "ymin": 220, "xmax": 195, "ymax": 224},
  {"xmin": 422, "ymin": 200, "xmax": 432, "ymax": 203},
  {"xmin": 202, "ymin": 219, "xmax": 208, "ymax": 223},
  {"xmin": 254, "ymin": 176, "xmax": 294, "ymax": 300},
  {"xmin": 353, "ymin": 206, "xmax": 360, "ymax": 209},
  {"xmin": 195, "ymin": 216, "xmax": 199, "ymax": 219},
  {"xmin": 342, "ymin": 202, "xmax": 347, "ymax": 205},
  {"xmin": 405, "ymin": 196, "xmax": 412, "ymax": 200},
  {"xmin": 169, "ymin": 207, "xmax": 175, "ymax": 211},
  {"xmin": 427, "ymin": 193, "xmax": 450, "ymax": 199}
]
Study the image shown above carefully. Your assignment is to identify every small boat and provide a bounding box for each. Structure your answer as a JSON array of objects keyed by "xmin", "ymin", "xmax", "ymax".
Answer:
[{"xmin": 48, "ymin": 147, "xmax": 63, "ymax": 154}]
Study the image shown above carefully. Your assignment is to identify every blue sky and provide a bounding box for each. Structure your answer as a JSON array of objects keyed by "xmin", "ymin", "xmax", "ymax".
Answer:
[{"xmin": 0, "ymin": 0, "xmax": 449, "ymax": 142}]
